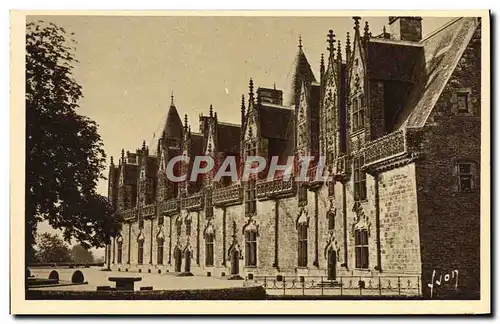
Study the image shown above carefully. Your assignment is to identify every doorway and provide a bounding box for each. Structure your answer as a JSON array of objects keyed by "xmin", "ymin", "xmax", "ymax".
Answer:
[
  {"xmin": 327, "ymin": 248, "xmax": 337, "ymax": 281},
  {"xmin": 184, "ymin": 250, "xmax": 191, "ymax": 273},
  {"xmin": 174, "ymin": 247, "xmax": 182, "ymax": 272},
  {"xmin": 230, "ymin": 249, "xmax": 239, "ymax": 275}
]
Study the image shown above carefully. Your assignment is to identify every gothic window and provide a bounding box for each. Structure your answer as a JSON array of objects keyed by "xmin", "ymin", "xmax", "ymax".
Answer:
[
  {"xmin": 205, "ymin": 233, "xmax": 214, "ymax": 266},
  {"xmin": 352, "ymin": 95, "xmax": 365, "ymax": 132},
  {"xmin": 205, "ymin": 193, "xmax": 214, "ymax": 218},
  {"xmin": 157, "ymin": 238, "xmax": 164, "ymax": 265},
  {"xmin": 354, "ymin": 229, "xmax": 369, "ymax": 269},
  {"xmin": 186, "ymin": 218, "xmax": 192, "ymax": 236},
  {"xmin": 458, "ymin": 162, "xmax": 474, "ymax": 192},
  {"xmin": 354, "ymin": 156, "xmax": 366, "ymax": 201},
  {"xmin": 138, "ymin": 239, "xmax": 144, "ymax": 265},
  {"xmin": 245, "ymin": 141, "xmax": 257, "ymax": 216},
  {"xmin": 297, "ymin": 221, "xmax": 308, "ymax": 267},
  {"xmin": 245, "ymin": 230, "xmax": 257, "ymax": 267},
  {"xmin": 328, "ymin": 181, "xmax": 335, "ymax": 197},
  {"xmin": 245, "ymin": 179, "xmax": 256, "ymax": 215},
  {"xmin": 176, "ymin": 218, "xmax": 182, "ymax": 237},
  {"xmin": 116, "ymin": 237, "xmax": 123, "ymax": 264},
  {"xmin": 298, "ymin": 184, "xmax": 308, "ymax": 206},
  {"xmin": 328, "ymin": 210, "xmax": 335, "ymax": 230}
]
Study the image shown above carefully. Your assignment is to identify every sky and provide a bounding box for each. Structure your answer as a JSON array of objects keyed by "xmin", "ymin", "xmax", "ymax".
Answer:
[{"xmin": 27, "ymin": 14, "xmax": 453, "ymax": 256}]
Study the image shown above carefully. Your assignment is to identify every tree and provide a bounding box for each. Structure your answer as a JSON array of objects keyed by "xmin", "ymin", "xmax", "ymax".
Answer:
[
  {"xmin": 25, "ymin": 21, "xmax": 121, "ymax": 260},
  {"xmin": 71, "ymin": 245, "xmax": 94, "ymax": 264},
  {"xmin": 35, "ymin": 233, "xmax": 72, "ymax": 263}
]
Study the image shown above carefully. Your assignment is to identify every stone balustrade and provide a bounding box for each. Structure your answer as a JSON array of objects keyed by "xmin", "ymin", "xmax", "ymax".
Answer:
[
  {"xmin": 121, "ymin": 208, "xmax": 137, "ymax": 222},
  {"xmin": 140, "ymin": 204, "xmax": 155, "ymax": 218},
  {"xmin": 213, "ymin": 184, "xmax": 243, "ymax": 206},
  {"xmin": 364, "ymin": 129, "xmax": 407, "ymax": 165},
  {"xmin": 256, "ymin": 176, "xmax": 296, "ymax": 199},
  {"xmin": 181, "ymin": 193, "xmax": 204, "ymax": 211}
]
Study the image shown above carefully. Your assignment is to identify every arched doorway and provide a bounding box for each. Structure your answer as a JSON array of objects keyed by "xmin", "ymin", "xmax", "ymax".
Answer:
[
  {"xmin": 327, "ymin": 248, "xmax": 337, "ymax": 281},
  {"xmin": 184, "ymin": 250, "xmax": 192, "ymax": 273},
  {"xmin": 230, "ymin": 249, "xmax": 239, "ymax": 275},
  {"xmin": 174, "ymin": 247, "xmax": 182, "ymax": 272}
]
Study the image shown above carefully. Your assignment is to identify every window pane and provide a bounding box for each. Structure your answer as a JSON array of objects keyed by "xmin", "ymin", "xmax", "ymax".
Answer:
[
  {"xmin": 460, "ymin": 176, "xmax": 472, "ymax": 191},
  {"xmin": 459, "ymin": 164, "xmax": 471, "ymax": 174},
  {"xmin": 457, "ymin": 93, "xmax": 469, "ymax": 112}
]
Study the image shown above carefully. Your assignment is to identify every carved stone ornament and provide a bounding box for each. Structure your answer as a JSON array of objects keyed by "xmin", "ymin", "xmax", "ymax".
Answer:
[{"xmin": 351, "ymin": 201, "xmax": 371, "ymax": 237}]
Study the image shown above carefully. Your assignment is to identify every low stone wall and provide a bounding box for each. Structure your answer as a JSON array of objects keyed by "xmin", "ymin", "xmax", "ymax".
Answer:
[{"xmin": 26, "ymin": 286, "xmax": 266, "ymax": 300}]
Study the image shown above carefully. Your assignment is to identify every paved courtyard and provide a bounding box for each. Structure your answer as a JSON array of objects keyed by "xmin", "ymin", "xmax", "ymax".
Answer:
[{"xmin": 29, "ymin": 267, "xmax": 247, "ymax": 291}]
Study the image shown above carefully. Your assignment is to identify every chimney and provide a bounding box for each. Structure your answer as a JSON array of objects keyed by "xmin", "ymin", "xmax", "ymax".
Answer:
[
  {"xmin": 256, "ymin": 87, "xmax": 283, "ymax": 106},
  {"xmin": 388, "ymin": 17, "xmax": 422, "ymax": 42}
]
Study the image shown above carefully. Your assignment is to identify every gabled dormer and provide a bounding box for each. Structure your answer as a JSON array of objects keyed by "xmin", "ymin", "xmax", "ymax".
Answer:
[
  {"xmin": 347, "ymin": 17, "xmax": 369, "ymax": 152},
  {"xmin": 321, "ymin": 29, "xmax": 347, "ymax": 164}
]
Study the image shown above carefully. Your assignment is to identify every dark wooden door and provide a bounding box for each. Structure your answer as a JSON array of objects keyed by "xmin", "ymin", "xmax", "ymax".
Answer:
[
  {"xmin": 327, "ymin": 249, "xmax": 337, "ymax": 280},
  {"xmin": 230, "ymin": 250, "xmax": 239, "ymax": 275},
  {"xmin": 174, "ymin": 248, "xmax": 182, "ymax": 272},
  {"xmin": 184, "ymin": 250, "xmax": 191, "ymax": 273}
]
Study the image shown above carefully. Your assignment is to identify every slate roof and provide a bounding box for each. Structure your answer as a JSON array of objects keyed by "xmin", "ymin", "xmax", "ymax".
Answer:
[
  {"xmin": 123, "ymin": 164, "xmax": 138, "ymax": 185},
  {"xmin": 190, "ymin": 133, "xmax": 204, "ymax": 157},
  {"xmin": 367, "ymin": 39, "xmax": 423, "ymax": 82},
  {"xmin": 217, "ymin": 122, "xmax": 241, "ymax": 154},
  {"xmin": 163, "ymin": 103, "xmax": 183, "ymax": 140},
  {"xmin": 287, "ymin": 48, "xmax": 317, "ymax": 106},
  {"xmin": 259, "ymin": 104, "xmax": 295, "ymax": 140},
  {"xmin": 393, "ymin": 17, "xmax": 480, "ymax": 129},
  {"xmin": 146, "ymin": 156, "xmax": 158, "ymax": 178}
]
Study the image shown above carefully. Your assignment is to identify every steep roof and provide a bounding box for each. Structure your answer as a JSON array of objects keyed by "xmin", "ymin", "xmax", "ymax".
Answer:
[
  {"xmin": 259, "ymin": 104, "xmax": 294, "ymax": 140},
  {"xmin": 163, "ymin": 101, "xmax": 183, "ymax": 140},
  {"xmin": 190, "ymin": 133, "xmax": 204, "ymax": 157},
  {"xmin": 123, "ymin": 164, "xmax": 138, "ymax": 185},
  {"xmin": 367, "ymin": 39, "xmax": 423, "ymax": 82},
  {"xmin": 217, "ymin": 122, "xmax": 241, "ymax": 155},
  {"xmin": 394, "ymin": 17, "xmax": 480, "ymax": 129},
  {"xmin": 146, "ymin": 156, "xmax": 158, "ymax": 178},
  {"xmin": 286, "ymin": 47, "xmax": 317, "ymax": 106}
]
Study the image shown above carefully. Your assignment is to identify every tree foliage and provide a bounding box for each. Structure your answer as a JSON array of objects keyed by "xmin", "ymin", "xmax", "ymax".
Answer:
[
  {"xmin": 71, "ymin": 244, "xmax": 94, "ymax": 263},
  {"xmin": 25, "ymin": 21, "xmax": 121, "ymax": 253},
  {"xmin": 35, "ymin": 233, "xmax": 72, "ymax": 263}
]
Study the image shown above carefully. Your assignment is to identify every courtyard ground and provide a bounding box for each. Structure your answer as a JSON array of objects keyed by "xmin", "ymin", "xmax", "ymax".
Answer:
[{"xmin": 29, "ymin": 267, "xmax": 246, "ymax": 291}]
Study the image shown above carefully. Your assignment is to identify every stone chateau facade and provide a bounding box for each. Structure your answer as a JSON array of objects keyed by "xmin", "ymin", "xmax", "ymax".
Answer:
[{"xmin": 105, "ymin": 16, "xmax": 481, "ymax": 298}]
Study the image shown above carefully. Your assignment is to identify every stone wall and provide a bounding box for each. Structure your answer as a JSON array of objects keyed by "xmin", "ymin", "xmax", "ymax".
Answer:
[{"xmin": 415, "ymin": 23, "xmax": 481, "ymax": 298}]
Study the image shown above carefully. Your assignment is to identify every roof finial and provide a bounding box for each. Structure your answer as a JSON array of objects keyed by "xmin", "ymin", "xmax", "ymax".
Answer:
[
  {"xmin": 184, "ymin": 113, "xmax": 188, "ymax": 130},
  {"xmin": 241, "ymin": 94, "xmax": 246, "ymax": 125},
  {"xmin": 273, "ymin": 82, "xmax": 276, "ymax": 90},
  {"xmin": 188, "ymin": 125, "xmax": 191, "ymax": 135},
  {"xmin": 353, "ymin": 16, "xmax": 361, "ymax": 33},
  {"xmin": 209, "ymin": 104, "xmax": 213, "ymax": 117},
  {"xmin": 298, "ymin": 34, "xmax": 303, "ymax": 49},
  {"xmin": 345, "ymin": 32, "xmax": 351, "ymax": 60},
  {"xmin": 383, "ymin": 25, "xmax": 386, "ymax": 34},
  {"xmin": 337, "ymin": 40, "xmax": 342, "ymax": 61},
  {"xmin": 110, "ymin": 156, "xmax": 114, "ymax": 165},
  {"xmin": 170, "ymin": 91, "xmax": 175, "ymax": 107},
  {"xmin": 121, "ymin": 149, "xmax": 125, "ymax": 162},
  {"xmin": 142, "ymin": 140, "xmax": 146, "ymax": 150},
  {"xmin": 364, "ymin": 21, "xmax": 370, "ymax": 39},
  {"xmin": 327, "ymin": 29, "xmax": 335, "ymax": 54},
  {"xmin": 320, "ymin": 53, "xmax": 325, "ymax": 76},
  {"xmin": 249, "ymin": 78, "xmax": 254, "ymax": 103}
]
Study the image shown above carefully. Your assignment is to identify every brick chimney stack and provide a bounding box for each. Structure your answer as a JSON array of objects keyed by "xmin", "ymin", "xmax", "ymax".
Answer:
[{"xmin": 388, "ymin": 16, "xmax": 422, "ymax": 42}]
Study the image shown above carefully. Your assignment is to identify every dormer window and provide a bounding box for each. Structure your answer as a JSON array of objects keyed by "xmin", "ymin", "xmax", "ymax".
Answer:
[
  {"xmin": 457, "ymin": 92, "xmax": 469, "ymax": 113},
  {"xmin": 352, "ymin": 95, "xmax": 365, "ymax": 132}
]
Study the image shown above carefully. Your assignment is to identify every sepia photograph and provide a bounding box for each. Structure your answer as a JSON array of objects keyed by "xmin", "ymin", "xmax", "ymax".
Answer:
[{"xmin": 10, "ymin": 10, "xmax": 490, "ymax": 315}]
